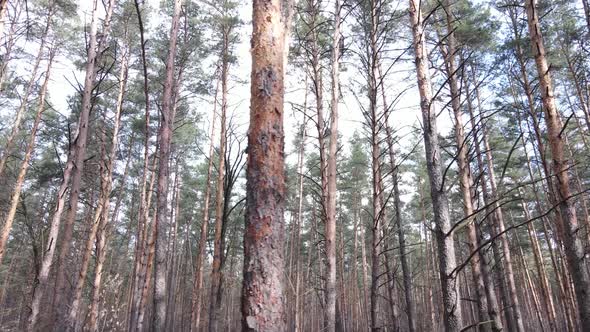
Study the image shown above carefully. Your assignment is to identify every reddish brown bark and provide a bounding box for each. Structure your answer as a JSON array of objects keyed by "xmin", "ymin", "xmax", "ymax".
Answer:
[
  {"xmin": 525, "ymin": 0, "xmax": 590, "ymax": 327},
  {"xmin": 242, "ymin": 0, "xmax": 286, "ymax": 330}
]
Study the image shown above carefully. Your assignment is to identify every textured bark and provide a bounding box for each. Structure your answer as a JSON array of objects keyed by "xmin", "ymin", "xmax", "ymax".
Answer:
[
  {"xmin": 153, "ymin": 0, "xmax": 182, "ymax": 329},
  {"xmin": 525, "ymin": 0, "xmax": 590, "ymax": 328},
  {"xmin": 242, "ymin": 0, "xmax": 286, "ymax": 330},
  {"xmin": 408, "ymin": 0, "xmax": 462, "ymax": 330},
  {"xmin": 87, "ymin": 205, "xmax": 109, "ymax": 332},
  {"xmin": 324, "ymin": 0, "xmax": 340, "ymax": 330},
  {"xmin": 27, "ymin": 1, "xmax": 105, "ymax": 328},
  {"xmin": 65, "ymin": 44, "xmax": 128, "ymax": 332},
  {"xmin": 366, "ymin": 2, "xmax": 382, "ymax": 330},
  {"xmin": 52, "ymin": 1, "xmax": 115, "ymax": 327},
  {"xmin": 0, "ymin": 4, "xmax": 53, "ymax": 178},
  {"xmin": 137, "ymin": 206, "xmax": 157, "ymax": 332},
  {"xmin": 0, "ymin": 49, "xmax": 54, "ymax": 266},
  {"xmin": 190, "ymin": 78, "xmax": 219, "ymax": 332},
  {"xmin": 208, "ymin": 30, "xmax": 230, "ymax": 332}
]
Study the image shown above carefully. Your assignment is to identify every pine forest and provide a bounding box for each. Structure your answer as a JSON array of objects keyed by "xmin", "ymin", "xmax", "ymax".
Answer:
[{"xmin": 0, "ymin": 0, "xmax": 589, "ymax": 331}]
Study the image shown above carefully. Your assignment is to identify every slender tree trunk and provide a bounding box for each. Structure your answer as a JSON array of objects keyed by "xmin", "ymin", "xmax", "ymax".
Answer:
[
  {"xmin": 208, "ymin": 32, "xmax": 230, "ymax": 332},
  {"xmin": 467, "ymin": 71, "xmax": 504, "ymax": 332},
  {"xmin": 378, "ymin": 56, "xmax": 415, "ymax": 331},
  {"xmin": 385, "ymin": 124, "xmax": 416, "ymax": 332},
  {"xmin": 190, "ymin": 77, "xmax": 220, "ymax": 332},
  {"xmin": 0, "ymin": 49, "xmax": 55, "ymax": 265},
  {"xmin": 294, "ymin": 75, "xmax": 308, "ymax": 332},
  {"xmin": 408, "ymin": 0, "xmax": 462, "ymax": 329},
  {"xmin": 525, "ymin": 1, "xmax": 590, "ymax": 328},
  {"xmin": 454, "ymin": 68, "xmax": 494, "ymax": 332},
  {"xmin": 65, "ymin": 43, "xmax": 128, "ymax": 332},
  {"xmin": 27, "ymin": 1, "xmax": 107, "ymax": 328},
  {"xmin": 242, "ymin": 0, "xmax": 286, "ymax": 329},
  {"xmin": 128, "ymin": 2, "xmax": 151, "ymax": 329},
  {"xmin": 87, "ymin": 205, "xmax": 109, "ymax": 332},
  {"xmin": 0, "ymin": 0, "xmax": 23, "ymax": 92},
  {"xmin": 152, "ymin": 0, "xmax": 182, "ymax": 329},
  {"xmin": 52, "ymin": 1, "xmax": 115, "ymax": 327},
  {"xmin": 137, "ymin": 206, "xmax": 157, "ymax": 332},
  {"xmin": 324, "ymin": 1, "xmax": 340, "ymax": 330},
  {"xmin": 0, "ymin": 4, "xmax": 53, "ymax": 178},
  {"xmin": 520, "ymin": 190, "xmax": 557, "ymax": 331}
]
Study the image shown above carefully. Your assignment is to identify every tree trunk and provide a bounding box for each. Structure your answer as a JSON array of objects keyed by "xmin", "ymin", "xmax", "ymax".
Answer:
[
  {"xmin": 152, "ymin": 0, "xmax": 182, "ymax": 329},
  {"xmin": 208, "ymin": 31, "xmax": 230, "ymax": 332},
  {"xmin": 65, "ymin": 42, "xmax": 128, "ymax": 332},
  {"xmin": 525, "ymin": 0, "xmax": 590, "ymax": 328},
  {"xmin": 242, "ymin": 0, "xmax": 286, "ymax": 330},
  {"xmin": 0, "ymin": 4, "xmax": 53, "ymax": 178},
  {"xmin": 324, "ymin": 0, "xmax": 340, "ymax": 330},
  {"xmin": 87, "ymin": 205, "xmax": 109, "ymax": 332},
  {"xmin": 128, "ymin": 1, "xmax": 151, "ymax": 329},
  {"xmin": 27, "ymin": 0, "xmax": 107, "ymax": 328},
  {"xmin": 190, "ymin": 77, "xmax": 220, "ymax": 332},
  {"xmin": 0, "ymin": 49, "xmax": 55, "ymax": 265},
  {"xmin": 408, "ymin": 0, "xmax": 463, "ymax": 329},
  {"xmin": 52, "ymin": 1, "xmax": 115, "ymax": 327}
]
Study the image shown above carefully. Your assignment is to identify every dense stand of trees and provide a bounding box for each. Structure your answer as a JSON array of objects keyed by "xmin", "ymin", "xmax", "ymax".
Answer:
[{"xmin": 0, "ymin": 0, "xmax": 589, "ymax": 331}]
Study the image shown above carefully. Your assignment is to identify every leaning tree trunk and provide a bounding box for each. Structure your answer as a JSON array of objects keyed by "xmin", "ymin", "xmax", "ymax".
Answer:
[
  {"xmin": 153, "ymin": 0, "xmax": 182, "ymax": 329},
  {"xmin": 27, "ymin": 0, "xmax": 105, "ymax": 328},
  {"xmin": 65, "ymin": 43, "xmax": 128, "ymax": 332},
  {"xmin": 52, "ymin": 1, "xmax": 115, "ymax": 327},
  {"xmin": 525, "ymin": 0, "xmax": 590, "ymax": 327},
  {"xmin": 0, "ymin": 49, "xmax": 55, "ymax": 266},
  {"xmin": 0, "ymin": 3, "xmax": 53, "ymax": 178},
  {"xmin": 408, "ymin": 0, "xmax": 463, "ymax": 330},
  {"xmin": 242, "ymin": 0, "xmax": 286, "ymax": 330}
]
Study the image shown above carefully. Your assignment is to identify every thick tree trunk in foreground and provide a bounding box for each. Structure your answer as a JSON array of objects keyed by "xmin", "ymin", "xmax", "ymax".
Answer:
[
  {"xmin": 525, "ymin": 0, "xmax": 590, "ymax": 328},
  {"xmin": 242, "ymin": 0, "xmax": 286, "ymax": 330},
  {"xmin": 408, "ymin": 0, "xmax": 463, "ymax": 330},
  {"xmin": 153, "ymin": 0, "xmax": 182, "ymax": 329}
]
